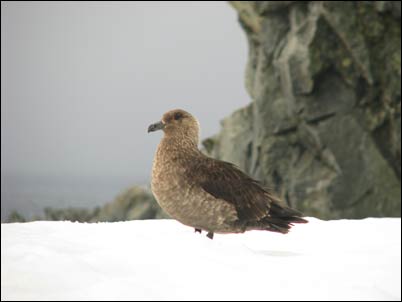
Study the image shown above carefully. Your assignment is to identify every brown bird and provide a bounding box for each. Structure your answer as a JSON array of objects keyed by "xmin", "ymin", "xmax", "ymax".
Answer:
[{"xmin": 148, "ymin": 109, "xmax": 307, "ymax": 239}]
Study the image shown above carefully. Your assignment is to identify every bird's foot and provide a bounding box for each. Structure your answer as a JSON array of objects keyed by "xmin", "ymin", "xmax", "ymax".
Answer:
[
  {"xmin": 194, "ymin": 228, "xmax": 202, "ymax": 234},
  {"xmin": 206, "ymin": 232, "xmax": 214, "ymax": 240}
]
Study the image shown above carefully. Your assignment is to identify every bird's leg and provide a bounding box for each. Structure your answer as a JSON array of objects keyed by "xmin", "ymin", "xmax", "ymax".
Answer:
[
  {"xmin": 194, "ymin": 228, "xmax": 202, "ymax": 234},
  {"xmin": 206, "ymin": 232, "xmax": 214, "ymax": 240}
]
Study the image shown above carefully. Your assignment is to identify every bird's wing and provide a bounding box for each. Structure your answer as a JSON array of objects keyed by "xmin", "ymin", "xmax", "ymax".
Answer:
[{"xmin": 188, "ymin": 157, "xmax": 275, "ymax": 221}]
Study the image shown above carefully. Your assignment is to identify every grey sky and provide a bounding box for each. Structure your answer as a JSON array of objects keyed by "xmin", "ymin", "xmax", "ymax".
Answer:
[{"xmin": 1, "ymin": 1, "xmax": 249, "ymax": 185}]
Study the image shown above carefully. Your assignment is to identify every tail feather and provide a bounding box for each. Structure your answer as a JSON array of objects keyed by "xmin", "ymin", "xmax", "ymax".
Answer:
[{"xmin": 247, "ymin": 201, "xmax": 308, "ymax": 234}]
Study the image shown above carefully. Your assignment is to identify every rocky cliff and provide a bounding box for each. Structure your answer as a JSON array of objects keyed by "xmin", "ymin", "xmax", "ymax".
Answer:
[{"xmin": 204, "ymin": 1, "xmax": 401, "ymax": 219}]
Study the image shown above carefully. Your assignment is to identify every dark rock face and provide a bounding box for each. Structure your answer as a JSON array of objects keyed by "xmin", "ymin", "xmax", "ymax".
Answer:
[{"xmin": 204, "ymin": 1, "xmax": 401, "ymax": 219}]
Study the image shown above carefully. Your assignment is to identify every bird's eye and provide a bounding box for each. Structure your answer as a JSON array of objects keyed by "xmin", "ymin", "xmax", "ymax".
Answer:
[{"xmin": 174, "ymin": 112, "xmax": 183, "ymax": 120}]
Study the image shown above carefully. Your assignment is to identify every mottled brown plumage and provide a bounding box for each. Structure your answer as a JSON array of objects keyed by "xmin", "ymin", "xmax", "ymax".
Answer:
[{"xmin": 148, "ymin": 109, "xmax": 307, "ymax": 239}]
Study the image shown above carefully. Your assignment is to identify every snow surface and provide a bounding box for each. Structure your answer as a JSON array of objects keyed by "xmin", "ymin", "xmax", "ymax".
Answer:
[{"xmin": 1, "ymin": 218, "xmax": 401, "ymax": 301}]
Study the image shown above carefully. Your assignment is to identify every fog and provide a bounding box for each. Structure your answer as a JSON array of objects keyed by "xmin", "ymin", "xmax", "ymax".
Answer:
[{"xmin": 1, "ymin": 1, "xmax": 249, "ymax": 219}]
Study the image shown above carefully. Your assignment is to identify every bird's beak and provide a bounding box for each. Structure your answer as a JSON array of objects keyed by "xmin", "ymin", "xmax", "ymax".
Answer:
[{"xmin": 148, "ymin": 121, "xmax": 165, "ymax": 133}]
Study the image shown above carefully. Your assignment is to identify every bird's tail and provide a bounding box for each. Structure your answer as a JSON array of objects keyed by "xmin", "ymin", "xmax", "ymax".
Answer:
[{"xmin": 247, "ymin": 201, "xmax": 308, "ymax": 234}]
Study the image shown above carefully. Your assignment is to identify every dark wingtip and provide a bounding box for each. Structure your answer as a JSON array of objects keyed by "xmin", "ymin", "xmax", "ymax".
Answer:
[{"xmin": 290, "ymin": 217, "xmax": 309, "ymax": 224}]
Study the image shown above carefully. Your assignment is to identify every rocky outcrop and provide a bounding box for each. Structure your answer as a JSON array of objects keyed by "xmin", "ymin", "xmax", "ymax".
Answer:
[
  {"xmin": 7, "ymin": 186, "xmax": 169, "ymax": 223},
  {"xmin": 93, "ymin": 186, "xmax": 169, "ymax": 222},
  {"xmin": 204, "ymin": 1, "xmax": 401, "ymax": 219}
]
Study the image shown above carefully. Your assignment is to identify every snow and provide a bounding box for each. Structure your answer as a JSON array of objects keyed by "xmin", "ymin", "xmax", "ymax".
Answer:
[{"xmin": 1, "ymin": 218, "xmax": 401, "ymax": 301}]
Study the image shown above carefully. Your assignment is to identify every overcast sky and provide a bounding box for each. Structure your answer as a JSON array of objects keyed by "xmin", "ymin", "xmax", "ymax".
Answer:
[{"xmin": 1, "ymin": 1, "xmax": 249, "ymax": 185}]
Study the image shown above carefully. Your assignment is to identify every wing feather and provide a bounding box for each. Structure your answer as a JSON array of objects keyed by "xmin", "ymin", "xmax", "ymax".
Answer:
[{"xmin": 188, "ymin": 157, "xmax": 275, "ymax": 221}]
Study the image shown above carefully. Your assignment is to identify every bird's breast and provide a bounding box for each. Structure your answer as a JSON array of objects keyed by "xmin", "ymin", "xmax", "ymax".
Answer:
[
  {"xmin": 151, "ymin": 145, "xmax": 193, "ymax": 215},
  {"xmin": 150, "ymin": 141, "xmax": 239, "ymax": 232}
]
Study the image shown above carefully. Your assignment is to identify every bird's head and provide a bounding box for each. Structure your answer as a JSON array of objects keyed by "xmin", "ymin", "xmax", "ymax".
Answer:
[{"xmin": 148, "ymin": 109, "xmax": 200, "ymax": 145}]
